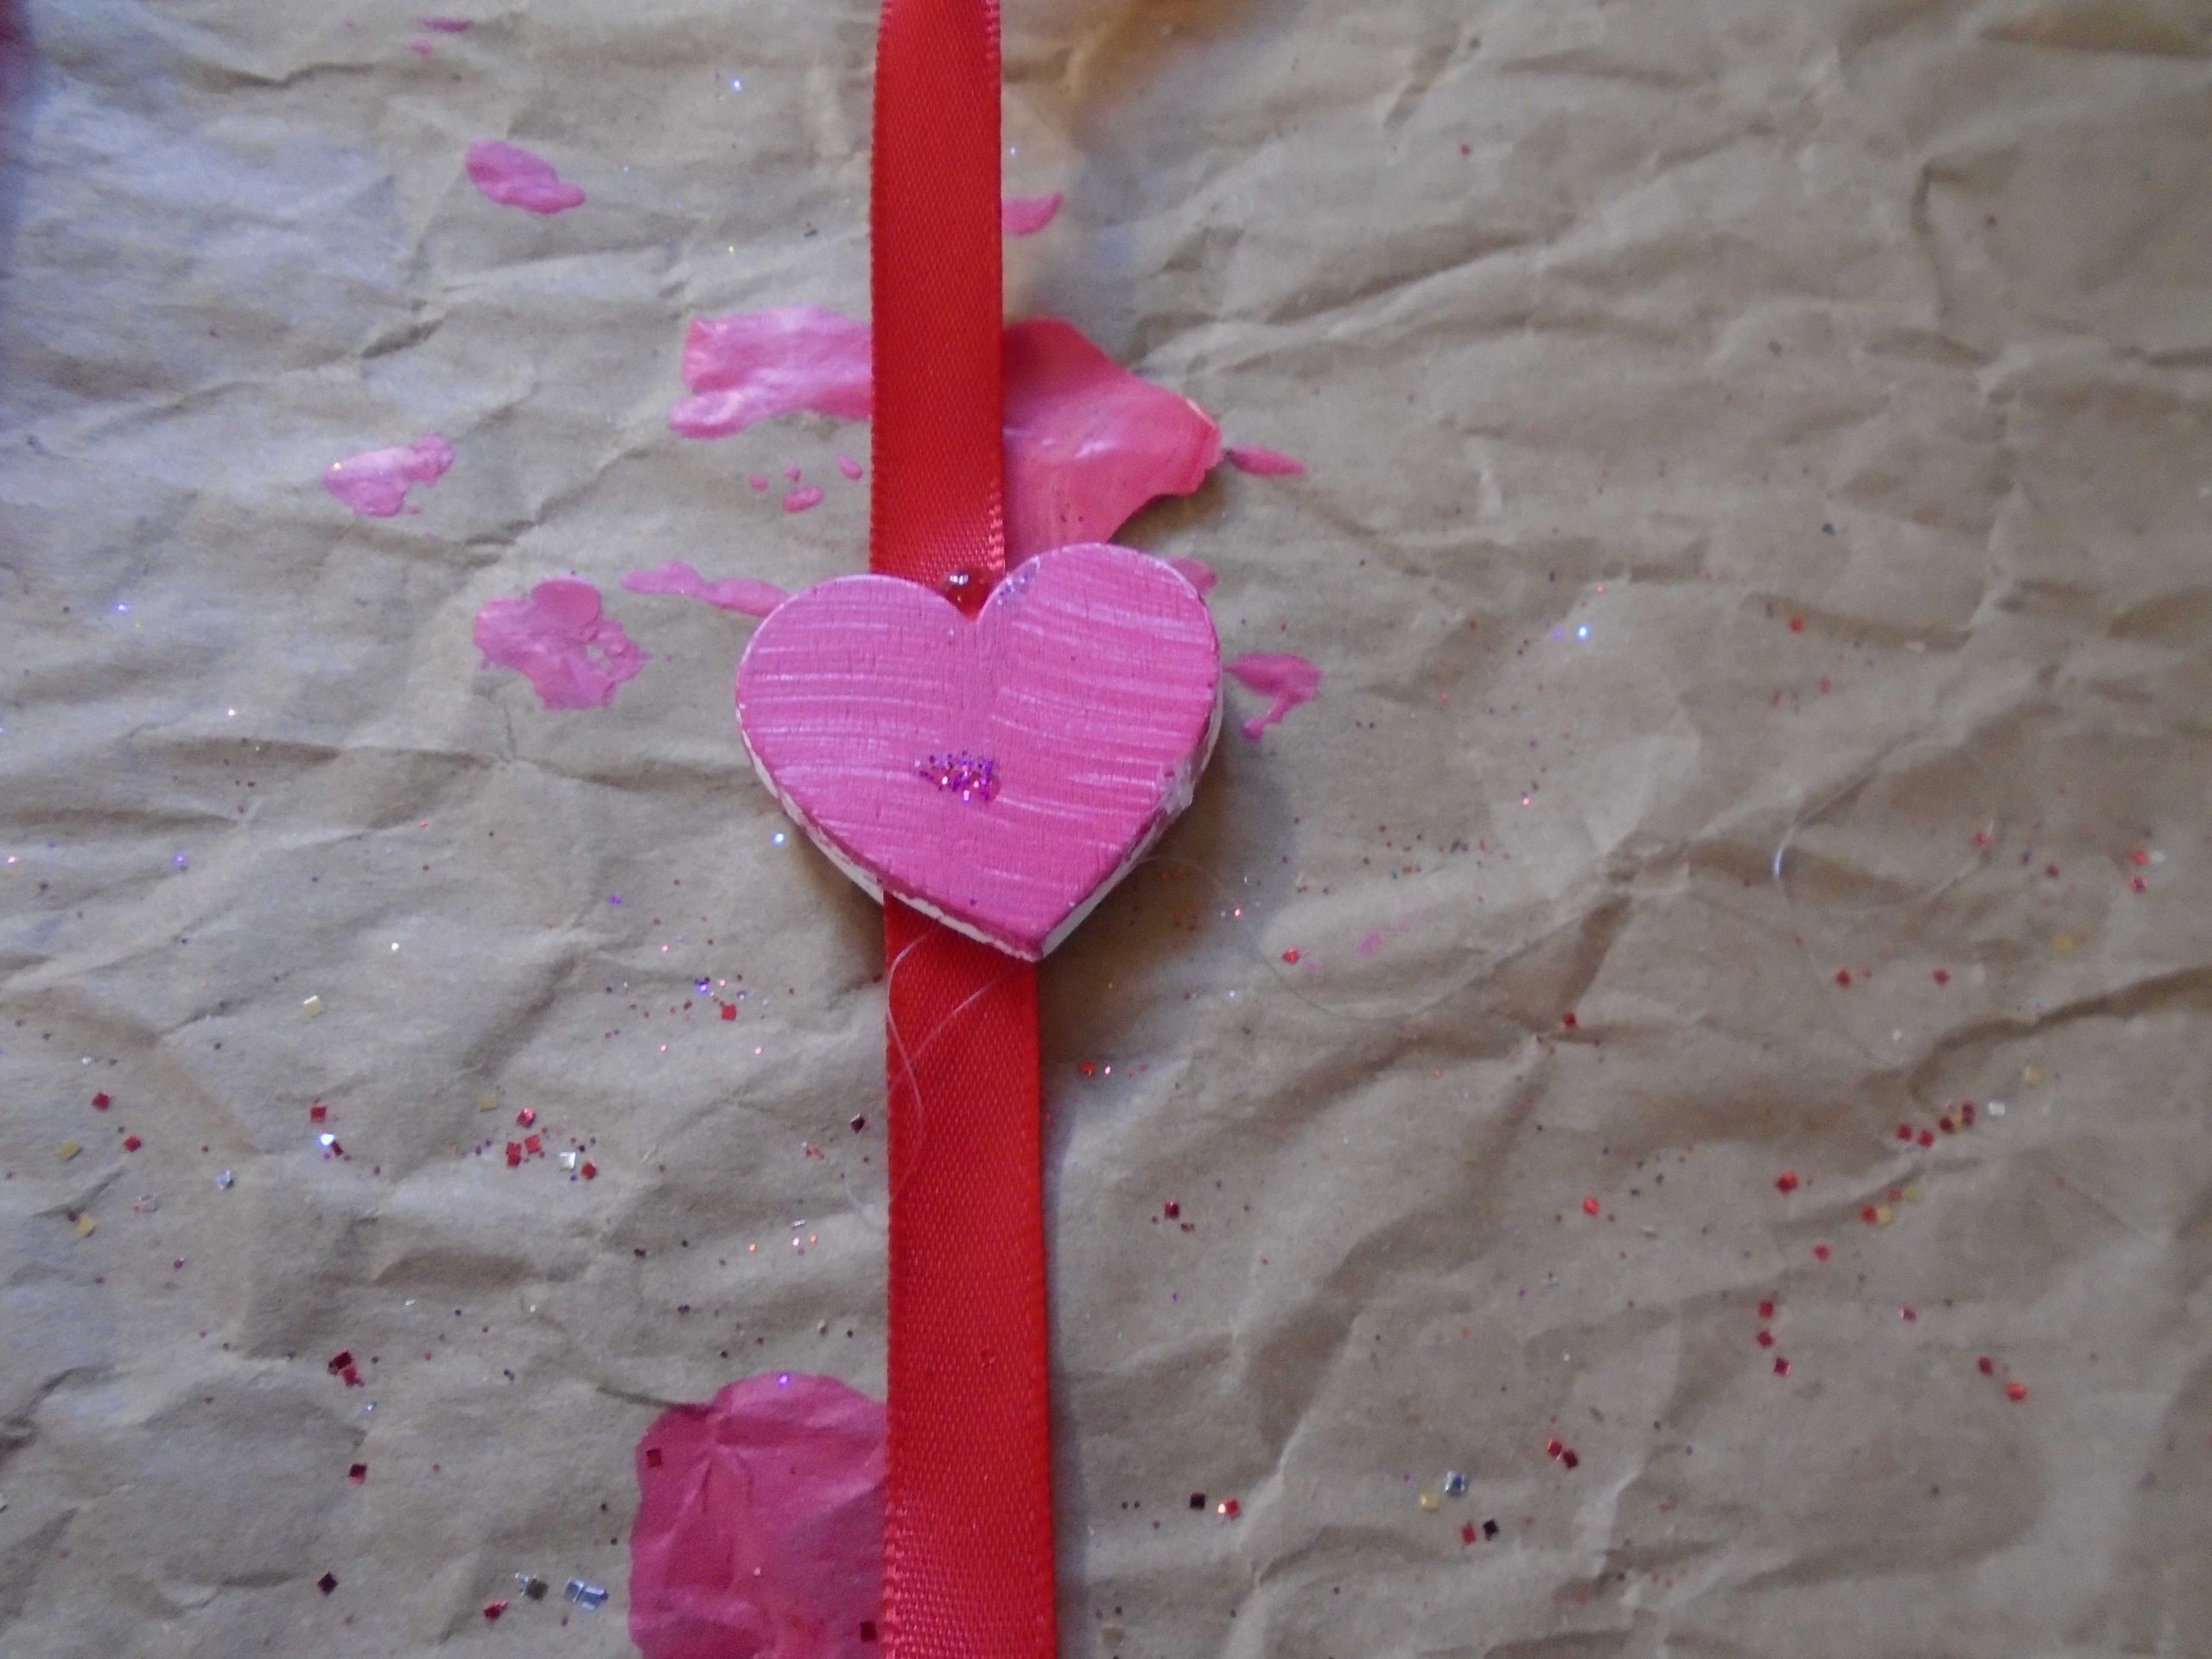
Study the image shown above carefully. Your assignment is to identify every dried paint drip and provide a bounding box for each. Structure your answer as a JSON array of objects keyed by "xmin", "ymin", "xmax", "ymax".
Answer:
[
  {"xmin": 619, "ymin": 561, "xmax": 786, "ymax": 619},
  {"xmin": 630, "ymin": 1373, "xmax": 884, "ymax": 1659},
  {"xmin": 1225, "ymin": 652, "xmax": 1323, "ymax": 741},
  {"xmin": 1164, "ymin": 554, "xmax": 1217, "ymax": 597},
  {"xmin": 1224, "ymin": 444, "xmax": 1306, "ymax": 477},
  {"xmin": 474, "ymin": 579, "xmax": 647, "ymax": 709},
  {"xmin": 464, "ymin": 139, "xmax": 586, "ymax": 213},
  {"xmin": 1001, "ymin": 192, "xmax": 1063, "ymax": 235},
  {"xmin": 323, "ymin": 435, "xmax": 453, "ymax": 518},
  {"xmin": 916, "ymin": 753, "xmax": 999, "ymax": 803},
  {"xmin": 670, "ymin": 307, "xmax": 874, "ymax": 440}
]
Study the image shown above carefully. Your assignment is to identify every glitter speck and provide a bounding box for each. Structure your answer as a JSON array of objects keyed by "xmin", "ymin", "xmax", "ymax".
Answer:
[
  {"xmin": 917, "ymin": 752, "xmax": 999, "ymax": 802},
  {"xmin": 216, "ymin": 1170, "xmax": 234, "ymax": 1189},
  {"xmin": 1575, "ymin": 624, "xmax": 1589, "ymax": 640},
  {"xmin": 1443, "ymin": 1471, "xmax": 1467, "ymax": 1497},
  {"xmin": 772, "ymin": 832, "xmax": 787, "ymax": 846},
  {"xmin": 302, "ymin": 995, "xmax": 324, "ymax": 1017},
  {"xmin": 564, "ymin": 1579, "xmax": 609, "ymax": 1611}
]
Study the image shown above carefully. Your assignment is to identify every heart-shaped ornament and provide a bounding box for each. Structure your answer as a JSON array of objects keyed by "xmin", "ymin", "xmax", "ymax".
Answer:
[{"xmin": 736, "ymin": 542, "xmax": 1221, "ymax": 959}]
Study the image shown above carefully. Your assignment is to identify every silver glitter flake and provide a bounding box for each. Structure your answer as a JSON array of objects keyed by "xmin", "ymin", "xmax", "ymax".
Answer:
[
  {"xmin": 565, "ymin": 1579, "xmax": 608, "ymax": 1611},
  {"xmin": 1443, "ymin": 1471, "xmax": 1468, "ymax": 1497},
  {"xmin": 216, "ymin": 1170, "xmax": 234, "ymax": 1189},
  {"xmin": 516, "ymin": 1574, "xmax": 549, "ymax": 1601}
]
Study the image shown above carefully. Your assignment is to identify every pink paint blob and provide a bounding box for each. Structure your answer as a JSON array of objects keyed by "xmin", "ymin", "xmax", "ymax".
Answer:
[
  {"xmin": 671, "ymin": 307, "xmax": 874, "ymax": 440},
  {"xmin": 1002, "ymin": 317, "xmax": 1222, "ymax": 561},
  {"xmin": 836, "ymin": 453, "xmax": 864, "ymax": 480},
  {"xmin": 1164, "ymin": 554, "xmax": 1217, "ymax": 596},
  {"xmin": 408, "ymin": 39, "xmax": 434, "ymax": 57},
  {"xmin": 1226, "ymin": 652, "xmax": 1322, "ymax": 741},
  {"xmin": 785, "ymin": 463, "xmax": 804, "ymax": 482},
  {"xmin": 1001, "ymin": 192, "xmax": 1063, "ymax": 236},
  {"xmin": 631, "ymin": 1373, "xmax": 884, "ymax": 1659},
  {"xmin": 784, "ymin": 486, "xmax": 825, "ymax": 514},
  {"xmin": 1225, "ymin": 444, "xmax": 1306, "ymax": 478},
  {"xmin": 322, "ymin": 434, "xmax": 453, "ymax": 517},
  {"xmin": 473, "ymin": 578, "xmax": 647, "ymax": 709},
  {"xmin": 620, "ymin": 561, "xmax": 786, "ymax": 618},
  {"xmin": 464, "ymin": 139, "xmax": 586, "ymax": 214},
  {"xmin": 666, "ymin": 310, "xmax": 1220, "ymax": 556},
  {"xmin": 749, "ymin": 474, "xmax": 770, "ymax": 492},
  {"xmin": 418, "ymin": 14, "xmax": 472, "ymax": 29}
]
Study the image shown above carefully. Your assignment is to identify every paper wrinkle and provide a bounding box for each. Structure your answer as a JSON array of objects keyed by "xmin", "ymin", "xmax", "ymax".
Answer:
[{"xmin": 5, "ymin": 1, "xmax": 2212, "ymax": 1654}]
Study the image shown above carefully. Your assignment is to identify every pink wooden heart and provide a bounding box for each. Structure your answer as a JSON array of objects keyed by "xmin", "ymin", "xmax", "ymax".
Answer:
[{"xmin": 735, "ymin": 543, "xmax": 1220, "ymax": 959}]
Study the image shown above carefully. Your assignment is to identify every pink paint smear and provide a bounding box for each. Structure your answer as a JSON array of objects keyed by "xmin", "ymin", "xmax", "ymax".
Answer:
[
  {"xmin": 620, "ymin": 561, "xmax": 785, "ymax": 618},
  {"xmin": 1226, "ymin": 444, "xmax": 1306, "ymax": 478},
  {"xmin": 836, "ymin": 453, "xmax": 864, "ymax": 480},
  {"xmin": 1164, "ymin": 554, "xmax": 1217, "ymax": 596},
  {"xmin": 408, "ymin": 40, "xmax": 434, "ymax": 57},
  {"xmin": 670, "ymin": 307, "xmax": 874, "ymax": 440},
  {"xmin": 1001, "ymin": 192, "xmax": 1062, "ymax": 236},
  {"xmin": 1226, "ymin": 652, "xmax": 1323, "ymax": 741},
  {"xmin": 323, "ymin": 434, "xmax": 452, "ymax": 517},
  {"xmin": 474, "ymin": 578, "xmax": 646, "ymax": 709},
  {"xmin": 784, "ymin": 485, "xmax": 825, "ymax": 514},
  {"xmin": 464, "ymin": 139, "xmax": 586, "ymax": 214},
  {"xmin": 632, "ymin": 1373, "xmax": 884, "ymax": 1659},
  {"xmin": 668, "ymin": 309, "xmax": 1220, "ymax": 559}
]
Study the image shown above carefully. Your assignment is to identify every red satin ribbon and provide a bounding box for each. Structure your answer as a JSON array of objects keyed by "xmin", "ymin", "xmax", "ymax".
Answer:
[{"xmin": 870, "ymin": 4, "xmax": 1056, "ymax": 1658}]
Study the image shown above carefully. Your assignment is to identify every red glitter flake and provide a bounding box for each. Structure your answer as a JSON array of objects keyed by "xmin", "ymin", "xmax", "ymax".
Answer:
[
  {"xmin": 720, "ymin": 1002, "xmax": 737, "ymax": 1021},
  {"xmin": 1758, "ymin": 1299, "xmax": 1775, "ymax": 1319},
  {"xmin": 91, "ymin": 1091, "xmax": 111, "ymax": 1109},
  {"xmin": 504, "ymin": 1141, "xmax": 522, "ymax": 1166},
  {"xmin": 516, "ymin": 1107, "xmax": 537, "ymax": 1128},
  {"xmin": 1834, "ymin": 968, "xmax": 1853, "ymax": 987},
  {"xmin": 482, "ymin": 1599, "xmax": 507, "ymax": 1620},
  {"xmin": 1773, "ymin": 1357, "xmax": 1791, "ymax": 1376},
  {"xmin": 1217, "ymin": 1497, "xmax": 1242, "ymax": 1518},
  {"xmin": 1813, "ymin": 1243, "xmax": 1831, "ymax": 1262},
  {"xmin": 1077, "ymin": 1061, "xmax": 1096, "ymax": 1077},
  {"xmin": 327, "ymin": 1350, "xmax": 354, "ymax": 1375},
  {"xmin": 347, "ymin": 1463, "xmax": 367, "ymax": 1483},
  {"xmin": 581, "ymin": 1160, "xmax": 597, "ymax": 1179},
  {"xmin": 341, "ymin": 1363, "xmax": 362, "ymax": 1387},
  {"xmin": 2132, "ymin": 849, "xmax": 2151, "ymax": 867},
  {"xmin": 1901, "ymin": 1306, "xmax": 1917, "ymax": 1321},
  {"xmin": 1757, "ymin": 1330, "xmax": 1776, "ymax": 1347},
  {"xmin": 1917, "ymin": 1129, "xmax": 1935, "ymax": 1148},
  {"xmin": 1860, "ymin": 1206, "xmax": 1878, "ymax": 1224},
  {"xmin": 1581, "ymin": 1196, "xmax": 1600, "ymax": 1216},
  {"xmin": 1163, "ymin": 1200, "xmax": 1180, "ymax": 1218},
  {"xmin": 2131, "ymin": 875, "xmax": 2147, "ymax": 893},
  {"xmin": 309, "ymin": 1103, "xmax": 327, "ymax": 1122},
  {"xmin": 1775, "ymin": 1171, "xmax": 1800, "ymax": 1193},
  {"xmin": 1460, "ymin": 1522, "xmax": 1478, "ymax": 1545},
  {"xmin": 645, "ymin": 1446, "xmax": 663, "ymax": 1469},
  {"xmin": 523, "ymin": 1134, "xmax": 543, "ymax": 1155},
  {"xmin": 1788, "ymin": 616, "xmax": 1805, "ymax": 632},
  {"xmin": 1560, "ymin": 1011, "xmax": 1579, "ymax": 1029},
  {"xmin": 1938, "ymin": 1116, "xmax": 1955, "ymax": 1135},
  {"xmin": 1961, "ymin": 1102, "xmax": 1976, "ymax": 1125},
  {"xmin": 1977, "ymin": 1356, "xmax": 1994, "ymax": 1375},
  {"xmin": 318, "ymin": 1573, "xmax": 340, "ymax": 1596},
  {"xmin": 1546, "ymin": 1438, "xmax": 1565, "ymax": 1459},
  {"xmin": 122, "ymin": 1135, "xmax": 142, "ymax": 1152},
  {"xmin": 1897, "ymin": 1123, "xmax": 1914, "ymax": 1140},
  {"xmin": 2005, "ymin": 1381, "xmax": 2027, "ymax": 1402},
  {"xmin": 1281, "ymin": 948, "xmax": 1300, "ymax": 964},
  {"xmin": 1931, "ymin": 969, "xmax": 1950, "ymax": 986},
  {"xmin": 1560, "ymin": 1448, "xmax": 1580, "ymax": 1470}
]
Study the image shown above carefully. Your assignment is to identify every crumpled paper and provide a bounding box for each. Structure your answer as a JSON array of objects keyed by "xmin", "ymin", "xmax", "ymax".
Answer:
[{"xmin": 3, "ymin": 0, "xmax": 2210, "ymax": 1656}]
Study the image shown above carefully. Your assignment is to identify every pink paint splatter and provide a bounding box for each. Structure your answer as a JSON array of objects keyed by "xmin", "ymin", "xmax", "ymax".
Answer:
[
  {"xmin": 323, "ymin": 434, "xmax": 453, "ymax": 517},
  {"xmin": 666, "ymin": 310, "xmax": 1220, "ymax": 556},
  {"xmin": 1356, "ymin": 918, "xmax": 1416, "ymax": 957},
  {"xmin": 464, "ymin": 139, "xmax": 586, "ymax": 214},
  {"xmin": 473, "ymin": 578, "xmax": 647, "ymax": 709},
  {"xmin": 418, "ymin": 15, "xmax": 472, "ymax": 29},
  {"xmin": 1225, "ymin": 444, "xmax": 1306, "ymax": 478},
  {"xmin": 1001, "ymin": 193, "xmax": 1063, "ymax": 236},
  {"xmin": 1002, "ymin": 317, "xmax": 1221, "ymax": 559},
  {"xmin": 836, "ymin": 453, "xmax": 864, "ymax": 480},
  {"xmin": 748, "ymin": 474, "xmax": 770, "ymax": 492},
  {"xmin": 619, "ymin": 561, "xmax": 786, "ymax": 618},
  {"xmin": 785, "ymin": 463, "xmax": 804, "ymax": 482},
  {"xmin": 670, "ymin": 307, "xmax": 874, "ymax": 440},
  {"xmin": 785, "ymin": 486, "xmax": 825, "ymax": 514},
  {"xmin": 1226, "ymin": 652, "xmax": 1323, "ymax": 741},
  {"xmin": 408, "ymin": 39, "xmax": 435, "ymax": 57},
  {"xmin": 631, "ymin": 1373, "xmax": 884, "ymax": 1659},
  {"xmin": 1164, "ymin": 554, "xmax": 1217, "ymax": 596}
]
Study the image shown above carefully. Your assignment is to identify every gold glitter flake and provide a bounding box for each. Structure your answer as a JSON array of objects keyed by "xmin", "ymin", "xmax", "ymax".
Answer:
[
  {"xmin": 302, "ymin": 995, "xmax": 325, "ymax": 1017},
  {"xmin": 56, "ymin": 1141, "xmax": 80, "ymax": 1161}
]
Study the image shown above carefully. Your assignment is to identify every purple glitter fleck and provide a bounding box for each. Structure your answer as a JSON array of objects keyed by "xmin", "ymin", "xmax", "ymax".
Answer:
[{"xmin": 917, "ymin": 752, "xmax": 999, "ymax": 803}]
